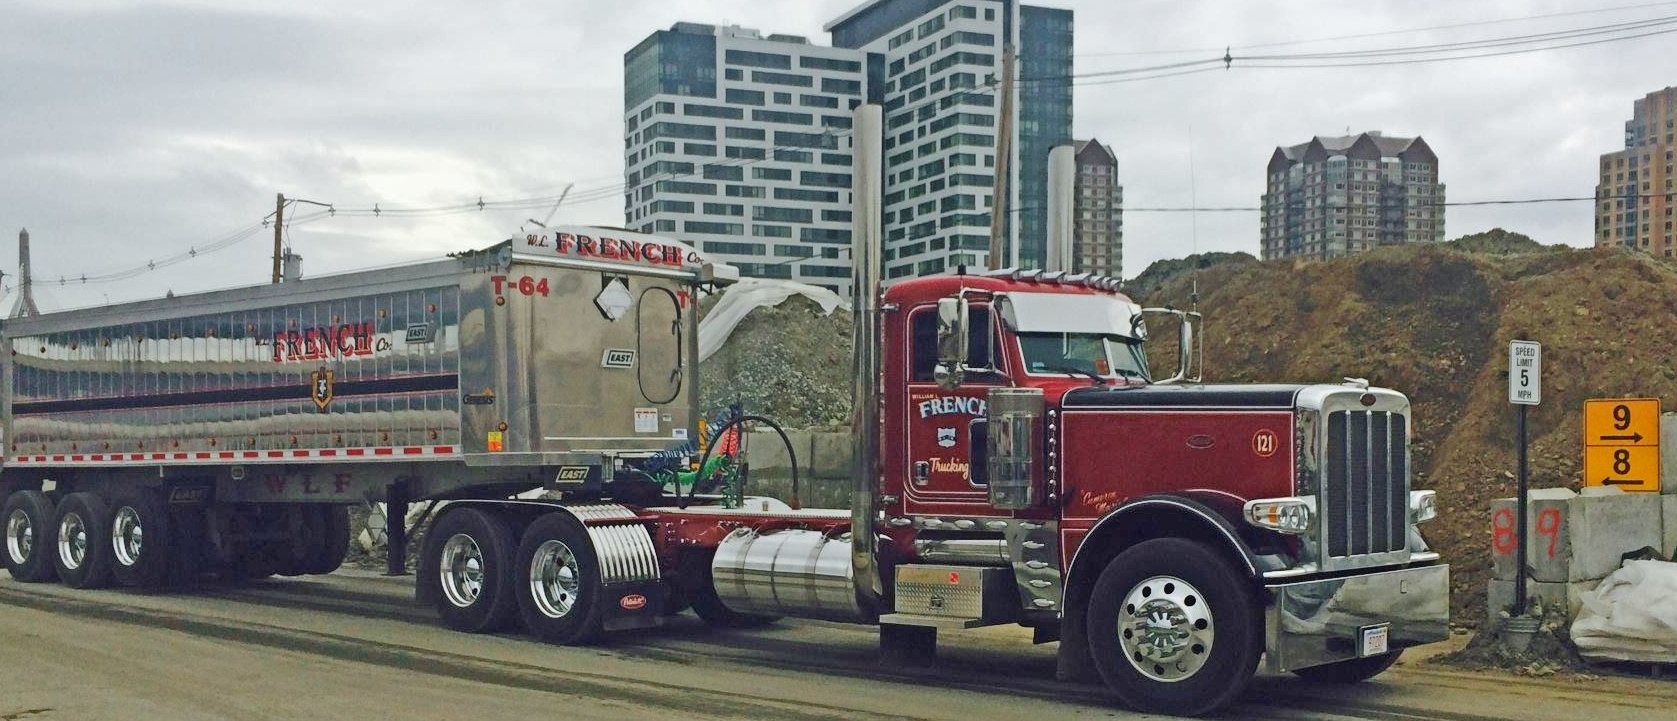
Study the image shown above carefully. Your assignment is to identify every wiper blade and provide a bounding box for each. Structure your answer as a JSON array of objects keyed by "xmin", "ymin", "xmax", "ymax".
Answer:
[{"xmin": 1046, "ymin": 365, "xmax": 1107, "ymax": 386}]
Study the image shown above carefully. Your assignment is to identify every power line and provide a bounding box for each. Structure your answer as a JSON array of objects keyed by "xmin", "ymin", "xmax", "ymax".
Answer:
[{"xmin": 1077, "ymin": 0, "xmax": 1677, "ymax": 57}]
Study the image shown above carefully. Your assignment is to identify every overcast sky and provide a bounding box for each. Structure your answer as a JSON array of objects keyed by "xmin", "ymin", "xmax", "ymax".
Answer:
[{"xmin": 1, "ymin": 0, "xmax": 1672, "ymax": 310}]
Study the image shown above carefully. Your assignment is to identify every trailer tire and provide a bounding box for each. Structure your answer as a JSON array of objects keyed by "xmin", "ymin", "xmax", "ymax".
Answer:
[
  {"xmin": 52, "ymin": 492, "xmax": 114, "ymax": 589},
  {"xmin": 421, "ymin": 508, "xmax": 519, "ymax": 634},
  {"xmin": 515, "ymin": 512, "xmax": 605, "ymax": 645},
  {"xmin": 3, "ymin": 490, "xmax": 59, "ymax": 583},
  {"xmin": 1085, "ymin": 538, "xmax": 1260, "ymax": 717},
  {"xmin": 108, "ymin": 489, "xmax": 175, "ymax": 589},
  {"xmin": 1292, "ymin": 650, "xmax": 1404, "ymax": 683},
  {"xmin": 304, "ymin": 505, "xmax": 352, "ymax": 575},
  {"xmin": 275, "ymin": 505, "xmax": 326, "ymax": 577}
]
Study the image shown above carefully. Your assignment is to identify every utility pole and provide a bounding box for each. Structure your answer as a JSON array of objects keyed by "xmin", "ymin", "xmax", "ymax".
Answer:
[
  {"xmin": 272, "ymin": 193, "xmax": 285, "ymax": 284},
  {"xmin": 987, "ymin": 44, "xmax": 1016, "ymax": 270}
]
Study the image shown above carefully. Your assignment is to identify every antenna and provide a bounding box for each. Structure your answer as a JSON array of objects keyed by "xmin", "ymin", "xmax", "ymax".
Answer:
[{"xmin": 540, "ymin": 183, "xmax": 576, "ymax": 227}]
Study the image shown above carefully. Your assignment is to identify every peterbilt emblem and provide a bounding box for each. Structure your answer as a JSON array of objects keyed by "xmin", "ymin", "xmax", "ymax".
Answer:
[
  {"xmin": 936, "ymin": 427, "xmax": 957, "ymax": 448},
  {"xmin": 1186, "ymin": 434, "xmax": 1215, "ymax": 450},
  {"xmin": 1253, "ymin": 429, "xmax": 1279, "ymax": 458},
  {"xmin": 619, "ymin": 594, "xmax": 647, "ymax": 610}
]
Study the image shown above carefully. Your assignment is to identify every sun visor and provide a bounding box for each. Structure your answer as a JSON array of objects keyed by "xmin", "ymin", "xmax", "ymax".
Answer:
[{"xmin": 997, "ymin": 292, "xmax": 1143, "ymax": 338}]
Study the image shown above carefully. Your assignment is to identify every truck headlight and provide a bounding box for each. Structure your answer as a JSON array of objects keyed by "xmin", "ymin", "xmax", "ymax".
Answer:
[
  {"xmin": 1243, "ymin": 497, "xmax": 1314, "ymax": 535},
  {"xmin": 1410, "ymin": 490, "xmax": 1438, "ymax": 524}
]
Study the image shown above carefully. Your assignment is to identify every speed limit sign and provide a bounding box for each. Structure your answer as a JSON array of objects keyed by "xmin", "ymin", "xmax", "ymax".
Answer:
[{"xmin": 1509, "ymin": 340, "xmax": 1540, "ymax": 405}]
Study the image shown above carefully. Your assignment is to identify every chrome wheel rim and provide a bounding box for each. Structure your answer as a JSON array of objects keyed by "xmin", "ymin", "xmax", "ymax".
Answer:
[
  {"xmin": 112, "ymin": 506, "xmax": 144, "ymax": 567},
  {"xmin": 6, "ymin": 509, "xmax": 33, "ymax": 565},
  {"xmin": 438, "ymin": 533, "xmax": 485, "ymax": 608},
  {"xmin": 1118, "ymin": 574, "xmax": 1215, "ymax": 682},
  {"xmin": 57, "ymin": 512, "xmax": 89, "ymax": 571},
  {"xmin": 528, "ymin": 539, "xmax": 581, "ymax": 619}
]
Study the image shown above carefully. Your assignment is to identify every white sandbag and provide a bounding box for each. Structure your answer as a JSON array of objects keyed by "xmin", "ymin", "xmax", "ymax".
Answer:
[
  {"xmin": 697, "ymin": 279, "xmax": 849, "ymax": 363},
  {"xmin": 1571, "ymin": 560, "xmax": 1677, "ymax": 662}
]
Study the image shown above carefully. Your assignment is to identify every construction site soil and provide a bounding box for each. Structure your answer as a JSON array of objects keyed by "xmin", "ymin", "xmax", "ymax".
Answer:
[{"xmin": 698, "ymin": 228, "xmax": 1677, "ymax": 627}]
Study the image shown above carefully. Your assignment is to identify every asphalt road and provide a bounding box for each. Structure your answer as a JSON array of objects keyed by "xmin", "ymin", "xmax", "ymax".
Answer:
[{"xmin": 3, "ymin": 569, "xmax": 1675, "ymax": 721}]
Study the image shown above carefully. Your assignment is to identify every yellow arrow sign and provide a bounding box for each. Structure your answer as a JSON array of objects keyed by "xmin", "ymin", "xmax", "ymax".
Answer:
[
  {"xmin": 1584, "ymin": 445, "xmax": 1660, "ymax": 492},
  {"xmin": 1583, "ymin": 398, "xmax": 1659, "ymax": 446}
]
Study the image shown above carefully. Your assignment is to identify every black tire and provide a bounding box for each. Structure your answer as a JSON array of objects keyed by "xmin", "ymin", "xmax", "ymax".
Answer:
[
  {"xmin": 2, "ymin": 490, "xmax": 58, "ymax": 582},
  {"xmin": 167, "ymin": 505, "xmax": 206, "ymax": 587},
  {"xmin": 274, "ymin": 505, "xmax": 326, "ymax": 577},
  {"xmin": 1292, "ymin": 650, "xmax": 1404, "ymax": 683},
  {"xmin": 52, "ymin": 492, "xmax": 114, "ymax": 589},
  {"xmin": 514, "ymin": 512, "xmax": 605, "ymax": 645},
  {"xmin": 1086, "ymin": 538, "xmax": 1261, "ymax": 717},
  {"xmin": 304, "ymin": 505, "xmax": 352, "ymax": 575},
  {"xmin": 108, "ymin": 488, "xmax": 175, "ymax": 589},
  {"xmin": 419, "ymin": 507, "xmax": 519, "ymax": 634}
]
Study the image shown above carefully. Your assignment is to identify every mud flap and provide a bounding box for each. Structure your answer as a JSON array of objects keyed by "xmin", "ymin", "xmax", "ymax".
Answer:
[{"xmin": 601, "ymin": 580, "xmax": 667, "ymax": 632}]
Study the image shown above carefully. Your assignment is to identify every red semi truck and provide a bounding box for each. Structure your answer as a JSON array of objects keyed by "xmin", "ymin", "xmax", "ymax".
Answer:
[
  {"xmin": 0, "ymin": 222, "xmax": 1448, "ymax": 715},
  {"xmin": 2, "ymin": 111, "xmax": 1448, "ymax": 718}
]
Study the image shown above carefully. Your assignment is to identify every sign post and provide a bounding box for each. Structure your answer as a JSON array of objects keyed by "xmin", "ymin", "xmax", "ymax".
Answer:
[
  {"xmin": 1508, "ymin": 340, "xmax": 1541, "ymax": 616},
  {"xmin": 1583, "ymin": 398, "xmax": 1662, "ymax": 492}
]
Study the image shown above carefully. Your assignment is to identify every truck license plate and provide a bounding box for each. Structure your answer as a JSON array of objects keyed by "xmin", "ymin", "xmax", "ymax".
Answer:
[{"xmin": 1359, "ymin": 624, "xmax": 1390, "ymax": 657}]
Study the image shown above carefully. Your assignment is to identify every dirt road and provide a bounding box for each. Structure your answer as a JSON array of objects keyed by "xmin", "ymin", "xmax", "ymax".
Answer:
[{"xmin": 3, "ymin": 569, "xmax": 1673, "ymax": 720}]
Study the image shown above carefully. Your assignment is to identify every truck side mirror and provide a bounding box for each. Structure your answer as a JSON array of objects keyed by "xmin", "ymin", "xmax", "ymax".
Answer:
[
  {"xmin": 934, "ymin": 297, "xmax": 969, "ymax": 389},
  {"xmin": 1140, "ymin": 307, "xmax": 1202, "ymax": 384}
]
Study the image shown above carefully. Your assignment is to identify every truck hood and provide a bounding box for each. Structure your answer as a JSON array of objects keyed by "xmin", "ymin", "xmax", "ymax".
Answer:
[{"xmin": 1059, "ymin": 383, "xmax": 1312, "ymax": 409}]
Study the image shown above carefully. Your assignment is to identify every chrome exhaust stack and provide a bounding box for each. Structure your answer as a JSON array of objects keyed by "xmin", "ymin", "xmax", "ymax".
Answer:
[{"xmin": 850, "ymin": 102, "xmax": 885, "ymax": 617}]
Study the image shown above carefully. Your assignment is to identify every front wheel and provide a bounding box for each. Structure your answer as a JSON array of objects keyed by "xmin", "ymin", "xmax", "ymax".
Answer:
[
  {"xmin": 1292, "ymin": 650, "xmax": 1403, "ymax": 683},
  {"xmin": 1086, "ymin": 538, "xmax": 1260, "ymax": 717}
]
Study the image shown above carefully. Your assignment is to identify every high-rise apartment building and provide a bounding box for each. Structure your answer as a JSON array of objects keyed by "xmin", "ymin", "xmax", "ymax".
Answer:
[
  {"xmin": 828, "ymin": 0, "xmax": 1073, "ymax": 279},
  {"xmin": 1070, "ymin": 139, "xmax": 1122, "ymax": 277},
  {"xmin": 623, "ymin": 1, "xmax": 1073, "ymax": 294},
  {"xmin": 1261, "ymin": 131, "xmax": 1445, "ymax": 261},
  {"xmin": 1595, "ymin": 87, "xmax": 1677, "ymax": 257},
  {"xmin": 623, "ymin": 23, "xmax": 869, "ymax": 293}
]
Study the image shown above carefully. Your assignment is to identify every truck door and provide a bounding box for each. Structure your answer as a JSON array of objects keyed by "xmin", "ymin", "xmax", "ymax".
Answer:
[{"xmin": 902, "ymin": 304, "xmax": 1004, "ymax": 514}]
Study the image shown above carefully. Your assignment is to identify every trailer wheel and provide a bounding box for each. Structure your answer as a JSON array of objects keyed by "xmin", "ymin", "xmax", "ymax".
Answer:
[
  {"xmin": 515, "ymin": 512, "xmax": 604, "ymax": 645},
  {"xmin": 304, "ymin": 505, "xmax": 352, "ymax": 575},
  {"xmin": 3, "ymin": 490, "xmax": 59, "ymax": 582},
  {"xmin": 108, "ymin": 489, "xmax": 176, "ymax": 589},
  {"xmin": 275, "ymin": 505, "xmax": 326, "ymax": 577},
  {"xmin": 419, "ymin": 507, "xmax": 519, "ymax": 634},
  {"xmin": 1085, "ymin": 538, "xmax": 1260, "ymax": 717},
  {"xmin": 52, "ymin": 492, "xmax": 114, "ymax": 589},
  {"xmin": 1292, "ymin": 650, "xmax": 1404, "ymax": 683}
]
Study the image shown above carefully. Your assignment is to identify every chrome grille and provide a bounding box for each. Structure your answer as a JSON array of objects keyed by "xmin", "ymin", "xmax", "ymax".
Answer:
[{"xmin": 1323, "ymin": 410, "xmax": 1408, "ymax": 558}]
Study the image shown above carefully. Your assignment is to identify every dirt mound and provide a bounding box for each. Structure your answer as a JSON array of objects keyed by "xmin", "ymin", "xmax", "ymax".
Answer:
[
  {"xmin": 698, "ymin": 294, "xmax": 854, "ymax": 430},
  {"xmin": 1136, "ymin": 234, "xmax": 1677, "ymax": 625}
]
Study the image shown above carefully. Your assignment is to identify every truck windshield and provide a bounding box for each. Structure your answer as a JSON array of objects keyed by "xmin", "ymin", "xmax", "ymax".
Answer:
[{"xmin": 1018, "ymin": 332, "xmax": 1149, "ymax": 382}]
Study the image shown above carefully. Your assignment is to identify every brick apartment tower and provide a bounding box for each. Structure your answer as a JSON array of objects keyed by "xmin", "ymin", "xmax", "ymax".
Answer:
[
  {"xmin": 1595, "ymin": 86, "xmax": 1677, "ymax": 256},
  {"xmin": 1261, "ymin": 132, "xmax": 1444, "ymax": 261}
]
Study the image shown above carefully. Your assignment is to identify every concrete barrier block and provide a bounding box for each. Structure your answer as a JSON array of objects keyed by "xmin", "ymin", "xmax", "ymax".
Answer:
[
  {"xmin": 808, "ymin": 431, "xmax": 853, "ymax": 479},
  {"xmin": 1489, "ymin": 488, "xmax": 1576, "ymax": 582},
  {"xmin": 1664, "ymin": 495, "xmax": 1677, "ymax": 561},
  {"xmin": 1485, "ymin": 578, "xmax": 1600, "ymax": 626},
  {"xmin": 1662, "ymin": 413, "xmax": 1677, "ymax": 495},
  {"xmin": 745, "ymin": 428, "xmax": 804, "ymax": 476},
  {"xmin": 1568, "ymin": 487, "xmax": 1662, "ymax": 581}
]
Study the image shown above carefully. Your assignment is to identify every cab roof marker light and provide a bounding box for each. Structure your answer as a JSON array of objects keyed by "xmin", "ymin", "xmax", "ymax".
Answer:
[
  {"xmin": 1043, "ymin": 270, "xmax": 1066, "ymax": 284},
  {"xmin": 1243, "ymin": 497, "xmax": 1315, "ymax": 535}
]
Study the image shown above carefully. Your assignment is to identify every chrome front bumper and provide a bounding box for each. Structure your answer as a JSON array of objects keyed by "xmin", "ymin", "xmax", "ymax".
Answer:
[{"xmin": 1264, "ymin": 564, "xmax": 1450, "ymax": 674}]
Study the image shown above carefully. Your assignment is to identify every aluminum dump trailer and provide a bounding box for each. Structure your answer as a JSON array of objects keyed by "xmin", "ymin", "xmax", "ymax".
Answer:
[{"xmin": 0, "ymin": 228, "xmax": 735, "ymax": 587}]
